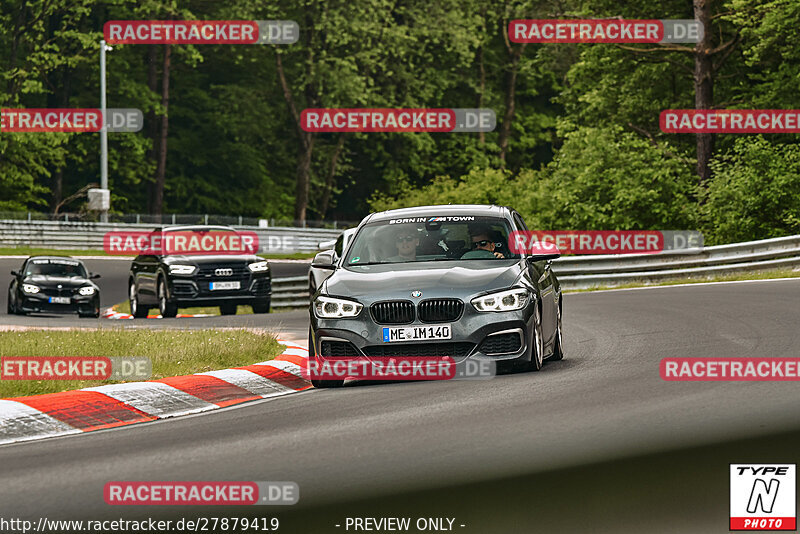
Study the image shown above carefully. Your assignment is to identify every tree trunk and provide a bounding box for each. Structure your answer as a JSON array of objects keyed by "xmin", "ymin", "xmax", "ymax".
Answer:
[
  {"xmin": 694, "ymin": 0, "xmax": 714, "ymax": 187},
  {"xmin": 146, "ymin": 44, "xmax": 159, "ymax": 213},
  {"xmin": 294, "ymin": 134, "xmax": 314, "ymax": 222},
  {"xmin": 152, "ymin": 44, "xmax": 171, "ymax": 216},
  {"xmin": 498, "ymin": 46, "xmax": 524, "ymax": 165},
  {"xmin": 318, "ymin": 133, "xmax": 346, "ymax": 219},
  {"xmin": 477, "ymin": 44, "xmax": 486, "ymax": 146},
  {"xmin": 275, "ymin": 51, "xmax": 317, "ymax": 223}
]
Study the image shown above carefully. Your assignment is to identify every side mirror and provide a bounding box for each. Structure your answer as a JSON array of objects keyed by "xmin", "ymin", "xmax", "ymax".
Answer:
[
  {"xmin": 90, "ymin": 273, "xmax": 101, "ymax": 279},
  {"xmin": 526, "ymin": 242, "xmax": 561, "ymax": 262},
  {"xmin": 527, "ymin": 253, "xmax": 561, "ymax": 263},
  {"xmin": 312, "ymin": 250, "xmax": 336, "ymax": 270},
  {"xmin": 10, "ymin": 270, "xmax": 18, "ymax": 277}
]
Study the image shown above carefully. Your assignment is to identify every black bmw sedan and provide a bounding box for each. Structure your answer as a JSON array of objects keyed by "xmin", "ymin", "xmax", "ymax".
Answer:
[
  {"xmin": 308, "ymin": 204, "xmax": 564, "ymax": 388},
  {"xmin": 7, "ymin": 256, "xmax": 101, "ymax": 318}
]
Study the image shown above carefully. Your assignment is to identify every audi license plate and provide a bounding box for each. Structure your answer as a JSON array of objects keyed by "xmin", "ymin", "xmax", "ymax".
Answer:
[
  {"xmin": 210, "ymin": 281, "xmax": 240, "ymax": 291},
  {"xmin": 383, "ymin": 325, "xmax": 451, "ymax": 343},
  {"xmin": 49, "ymin": 296, "xmax": 71, "ymax": 304}
]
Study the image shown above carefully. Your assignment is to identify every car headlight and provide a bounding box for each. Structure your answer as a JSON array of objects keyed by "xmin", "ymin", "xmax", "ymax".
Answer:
[
  {"xmin": 78, "ymin": 286, "xmax": 96, "ymax": 296},
  {"xmin": 247, "ymin": 261, "xmax": 270, "ymax": 273},
  {"xmin": 471, "ymin": 288, "xmax": 530, "ymax": 312},
  {"xmin": 168, "ymin": 264, "xmax": 197, "ymax": 275},
  {"xmin": 22, "ymin": 284, "xmax": 40, "ymax": 294},
  {"xmin": 314, "ymin": 296, "xmax": 363, "ymax": 318}
]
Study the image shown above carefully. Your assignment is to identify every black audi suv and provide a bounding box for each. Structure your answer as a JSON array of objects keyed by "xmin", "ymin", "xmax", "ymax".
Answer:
[
  {"xmin": 127, "ymin": 225, "xmax": 271, "ymax": 318},
  {"xmin": 308, "ymin": 204, "xmax": 563, "ymax": 388},
  {"xmin": 8, "ymin": 256, "xmax": 101, "ymax": 318}
]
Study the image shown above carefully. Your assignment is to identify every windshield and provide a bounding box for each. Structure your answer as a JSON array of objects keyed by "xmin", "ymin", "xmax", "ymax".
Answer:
[
  {"xmin": 159, "ymin": 227, "xmax": 252, "ymax": 256},
  {"xmin": 346, "ymin": 216, "xmax": 519, "ymax": 265},
  {"xmin": 25, "ymin": 259, "xmax": 87, "ymax": 277}
]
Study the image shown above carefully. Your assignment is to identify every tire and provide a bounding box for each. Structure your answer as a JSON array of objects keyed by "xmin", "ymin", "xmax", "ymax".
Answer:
[
  {"xmin": 526, "ymin": 309, "xmax": 544, "ymax": 372},
  {"xmin": 549, "ymin": 297, "xmax": 564, "ymax": 361},
  {"xmin": 79, "ymin": 299, "xmax": 100, "ymax": 318},
  {"xmin": 129, "ymin": 280, "xmax": 148, "ymax": 318},
  {"xmin": 252, "ymin": 298, "xmax": 270, "ymax": 314},
  {"xmin": 158, "ymin": 278, "xmax": 178, "ymax": 318},
  {"xmin": 7, "ymin": 289, "xmax": 14, "ymax": 314},
  {"xmin": 220, "ymin": 303, "xmax": 238, "ymax": 315},
  {"xmin": 308, "ymin": 328, "xmax": 343, "ymax": 388},
  {"xmin": 309, "ymin": 277, "xmax": 316, "ymax": 304}
]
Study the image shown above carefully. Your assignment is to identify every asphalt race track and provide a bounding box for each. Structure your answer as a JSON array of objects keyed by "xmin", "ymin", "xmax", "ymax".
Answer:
[{"xmin": 1, "ymin": 277, "xmax": 799, "ymax": 533}]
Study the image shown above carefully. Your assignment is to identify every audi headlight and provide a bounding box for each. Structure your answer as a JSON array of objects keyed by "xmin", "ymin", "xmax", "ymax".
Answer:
[
  {"xmin": 78, "ymin": 286, "xmax": 96, "ymax": 296},
  {"xmin": 22, "ymin": 284, "xmax": 40, "ymax": 294},
  {"xmin": 314, "ymin": 296, "xmax": 363, "ymax": 318},
  {"xmin": 168, "ymin": 264, "xmax": 197, "ymax": 275},
  {"xmin": 471, "ymin": 288, "xmax": 530, "ymax": 312},
  {"xmin": 247, "ymin": 261, "xmax": 270, "ymax": 273}
]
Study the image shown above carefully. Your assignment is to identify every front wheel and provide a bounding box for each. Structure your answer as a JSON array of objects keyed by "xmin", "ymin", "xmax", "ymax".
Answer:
[
  {"xmin": 158, "ymin": 278, "xmax": 178, "ymax": 318},
  {"xmin": 549, "ymin": 298, "xmax": 564, "ymax": 361},
  {"xmin": 7, "ymin": 289, "xmax": 15, "ymax": 314},
  {"xmin": 252, "ymin": 298, "xmax": 270, "ymax": 314},
  {"xmin": 220, "ymin": 303, "xmax": 238, "ymax": 315},
  {"xmin": 80, "ymin": 298, "xmax": 100, "ymax": 319},
  {"xmin": 130, "ymin": 280, "xmax": 148, "ymax": 318},
  {"xmin": 526, "ymin": 314, "xmax": 544, "ymax": 372}
]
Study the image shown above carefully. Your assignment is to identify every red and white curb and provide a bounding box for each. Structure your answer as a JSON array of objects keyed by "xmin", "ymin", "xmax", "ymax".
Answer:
[
  {"xmin": 0, "ymin": 341, "xmax": 310, "ymax": 446},
  {"xmin": 102, "ymin": 308, "xmax": 214, "ymax": 320}
]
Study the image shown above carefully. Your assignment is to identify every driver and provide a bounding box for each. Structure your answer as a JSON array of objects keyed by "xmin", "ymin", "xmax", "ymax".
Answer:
[
  {"xmin": 468, "ymin": 224, "xmax": 505, "ymax": 259},
  {"xmin": 387, "ymin": 227, "xmax": 420, "ymax": 262}
]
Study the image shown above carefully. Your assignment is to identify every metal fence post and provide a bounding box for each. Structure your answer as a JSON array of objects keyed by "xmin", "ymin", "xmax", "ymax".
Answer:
[
  {"xmin": 204, "ymin": 214, "xmax": 208, "ymax": 225},
  {"xmin": 172, "ymin": 214, "xmax": 176, "ymax": 225}
]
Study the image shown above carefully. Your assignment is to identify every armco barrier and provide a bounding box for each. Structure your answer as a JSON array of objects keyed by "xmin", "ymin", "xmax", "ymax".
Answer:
[
  {"xmin": 553, "ymin": 235, "xmax": 800, "ymax": 289},
  {"xmin": 271, "ymin": 276, "xmax": 310, "ymax": 309},
  {"xmin": 0, "ymin": 219, "xmax": 342, "ymax": 254}
]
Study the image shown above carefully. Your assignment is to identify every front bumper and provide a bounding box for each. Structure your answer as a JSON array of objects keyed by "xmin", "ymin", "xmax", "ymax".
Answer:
[
  {"xmin": 168, "ymin": 274, "xmax": 270, "ymax": 306},
  {"xmin": 19, "ymin": 294, "xmax": 99, "ymax": 315},
  {"xmin": 310, "ymin": 301, "xmax": 536, "ymax": 365}
]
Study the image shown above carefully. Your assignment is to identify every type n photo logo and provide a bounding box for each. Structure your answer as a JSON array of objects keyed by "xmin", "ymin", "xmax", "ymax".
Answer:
[{"xmin": 730, "ymin": 464, "xmax": 796, "ymax": 530}]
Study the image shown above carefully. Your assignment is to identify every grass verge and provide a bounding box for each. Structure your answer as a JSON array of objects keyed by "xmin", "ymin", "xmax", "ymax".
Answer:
[
  {"xmin": 0, "ymin": 247, "xmax": 315, "ymax": 260},
  {"xmin": 565, "ymin": 268, "xmax": 800, "ymax": 293},
  {"xmin": 0, "ymin": 328, "xmax": 284, "ymax": 398},
  {"xmin": 111, "ymin": 300, "xmax": 255, "ymax": 316}
]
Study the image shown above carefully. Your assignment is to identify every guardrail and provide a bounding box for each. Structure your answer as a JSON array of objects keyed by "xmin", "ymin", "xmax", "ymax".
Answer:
[
  {"xmin": 269, "ymin": 235, "xmax": 800, "ymax": 307},
  {"xmin": 552, "ymin": 234, "xmax": 800, "ymax": 289},
  {"xmin": 0, "ymin": 219, "xmax": 342, "ymax": 254},
  {"xmin": 271, "ymin": 276, "xmax": 310, "ymax": 309}
]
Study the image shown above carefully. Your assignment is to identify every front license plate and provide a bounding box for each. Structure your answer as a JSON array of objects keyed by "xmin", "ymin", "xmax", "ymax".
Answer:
[
  {"xmin": 383, "ymin": 325, "xmax": 452, "ymax": 343},
  {"xmin": 210, "ymin": 281, "xmax": 240, "ymax": 291},
  {"xmin": 49, "ymin": 296, "xmax": 71, "ymax": 304}
]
